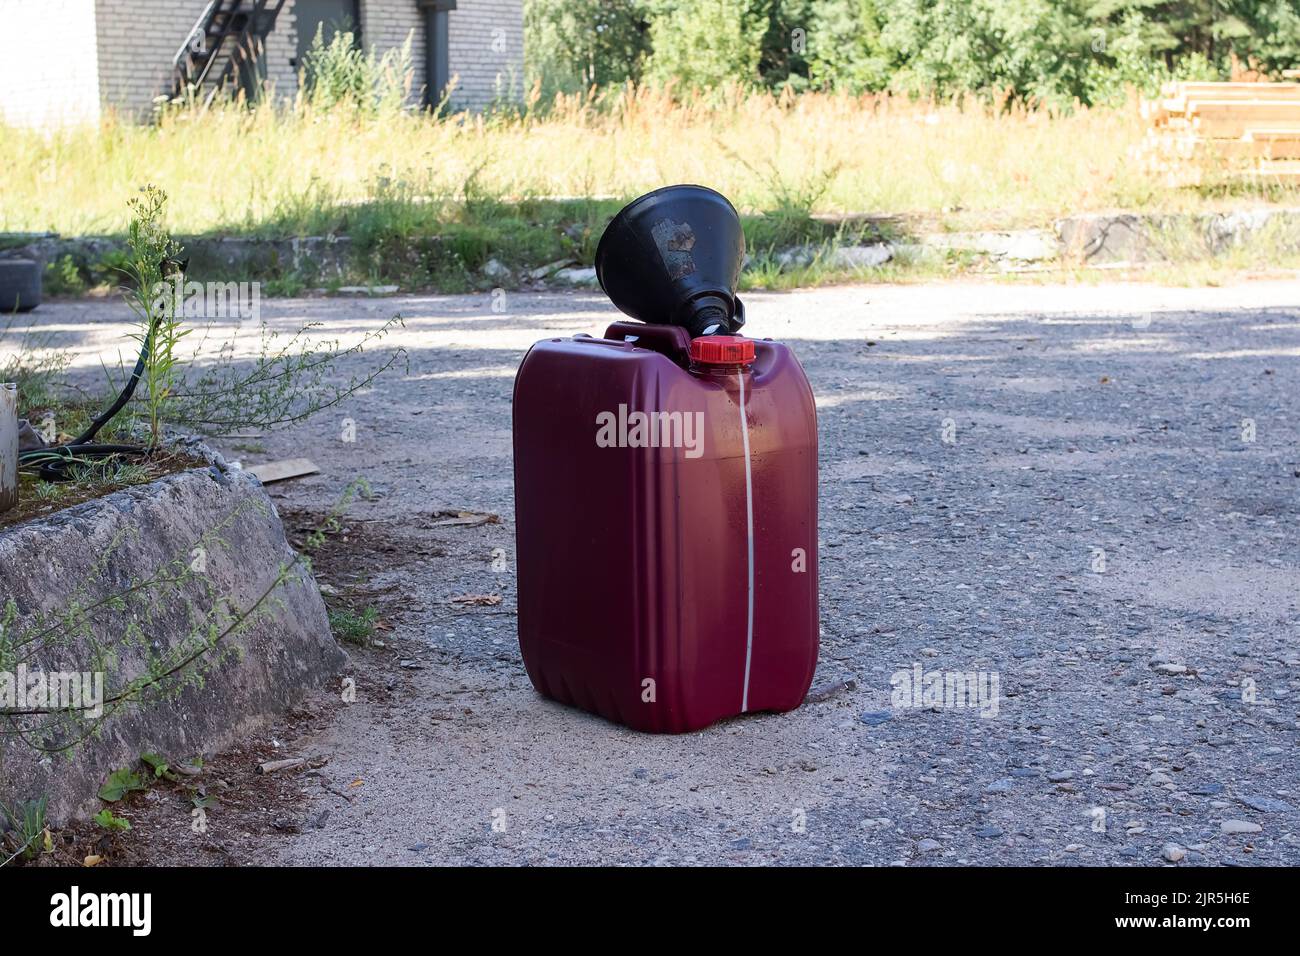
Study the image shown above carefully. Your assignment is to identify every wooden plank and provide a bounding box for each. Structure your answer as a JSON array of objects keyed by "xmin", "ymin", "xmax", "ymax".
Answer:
[
  {"xmin": 1185, "ymin": 100, "xmax": 1300, "ymax": 117},
  {"xmin": 1243, "ymin": 128, "xmax": 1300, "ymax": 140},
  {"xmin": 1257, "ymin": 159, "xmax": 1300, "ymax": 174},
  {"xmin": 1194, "ymin": 117, "xmax": 1300, "ymax": 138},
  {"xmin": 246, "ymin": 457, "xmax": 320, "ymax": 484},
  {"xmin": 1239, "ymin": 129, "xmax": 1300, "ymax": 160},
  {"xmin": 1144, "ymin": 81, "xmax": 1300, "ymax": 179},
  {"xmin": 1174, "ymin": 82, "xmax": 1300, "ymax": 97},
  {"xmin": 1218, "ymin": 140, "xmax": 1300, "ymax": 160}
]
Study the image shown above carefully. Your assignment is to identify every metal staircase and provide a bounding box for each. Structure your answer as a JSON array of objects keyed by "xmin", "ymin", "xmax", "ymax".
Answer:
[{"xmin": 171, "ymin": 0, "xmax": 287, "ymax": 105}]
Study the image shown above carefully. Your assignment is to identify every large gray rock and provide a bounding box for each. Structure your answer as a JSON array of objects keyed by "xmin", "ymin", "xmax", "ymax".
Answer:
[
  {"xmin": 1057, "ymin": 213, "xmax": 1151, "ymax": 263},
  {"xmin": 0, "ymin": 466, "xmax": 345, "ymax": 824},
  {"xmin": 1056, "ymin": 208, "xmax": 1300, "ymax": 263}
]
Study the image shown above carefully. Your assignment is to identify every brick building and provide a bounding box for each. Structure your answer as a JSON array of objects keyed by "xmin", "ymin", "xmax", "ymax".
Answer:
[{"xmin": 0, "ymin": 0, "xmax": 524, "ymax": 128}]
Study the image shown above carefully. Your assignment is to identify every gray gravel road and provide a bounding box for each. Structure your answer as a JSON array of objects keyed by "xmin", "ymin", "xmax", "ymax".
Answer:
[{"xmin": 30, "ymin": 279, "xmax": 1300, "ymax": 865}]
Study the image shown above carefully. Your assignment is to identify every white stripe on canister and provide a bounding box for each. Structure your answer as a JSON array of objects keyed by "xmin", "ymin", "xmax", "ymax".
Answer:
[{"xmin": 738, "ymin": 371, "xmax": 755, "ymax": 712}]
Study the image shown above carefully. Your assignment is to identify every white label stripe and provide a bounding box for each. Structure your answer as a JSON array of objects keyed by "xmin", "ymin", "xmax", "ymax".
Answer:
[{"xmin": 738, "ymin": 371, "xmax": 755, "ymax": 713}]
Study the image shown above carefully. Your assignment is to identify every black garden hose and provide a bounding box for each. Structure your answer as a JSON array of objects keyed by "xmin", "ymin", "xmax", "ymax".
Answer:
[{"xmin": 18, "ymin": 322, "xmax": 154, "ymax": 482}]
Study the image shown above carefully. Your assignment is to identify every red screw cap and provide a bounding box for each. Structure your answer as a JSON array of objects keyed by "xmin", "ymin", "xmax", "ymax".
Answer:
[{"xmin": 690, "ymin": 335, "xmax": 755, "ymax": 365}]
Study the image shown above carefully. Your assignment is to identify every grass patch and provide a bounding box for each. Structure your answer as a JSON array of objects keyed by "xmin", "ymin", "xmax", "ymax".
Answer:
[
  {"xmin": 4, "ymin": 87, "xmax": 1298, "ymax": 292},
  {"xmin": 327, "ymin": 605, "xmax": 379, "ymax": 646},
  {"xmin": 6, "ymin": 87, "xmax": 1296, "ymax": 239},
  {"xmin": 0, "ymin": 448, "xmax": 204, "ymax": 531}
]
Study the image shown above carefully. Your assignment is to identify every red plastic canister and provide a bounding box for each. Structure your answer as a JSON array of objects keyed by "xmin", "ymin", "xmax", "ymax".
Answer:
[{"xmin": 512, "ymin": 321, "xmax": 818, "ymax": 733}]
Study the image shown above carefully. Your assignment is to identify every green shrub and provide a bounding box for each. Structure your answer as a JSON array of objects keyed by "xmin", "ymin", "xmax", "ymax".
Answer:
[
  {"xmin": 301, "ymin": 25, "xmax": 413, "ymax": 114},
  {"xmin": 43, "ymin": 254, "xmax": 88, "ymax": 296}
]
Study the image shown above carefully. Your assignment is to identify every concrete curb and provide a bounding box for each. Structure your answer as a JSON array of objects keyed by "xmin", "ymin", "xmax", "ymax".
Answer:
[
  {"xmin": 776, "ymin": 208, "xmax": 1300, "ymax": 270},
  {"xmin": 0, "ymin": 466, "xmax": 346, "ymax": 824},
  {"xmin": 7, "ymin": 206, "xmax": 1300, "ymax": 290},
  {"xmin": 7, "ymin": 234, "xmax": 352, "ymax": 282}
]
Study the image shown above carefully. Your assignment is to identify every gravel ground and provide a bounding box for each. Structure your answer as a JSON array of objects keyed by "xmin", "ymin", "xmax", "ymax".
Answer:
[{"xmin": 25, "ymin": 279, "xmax": 1300, "ymax": 866}]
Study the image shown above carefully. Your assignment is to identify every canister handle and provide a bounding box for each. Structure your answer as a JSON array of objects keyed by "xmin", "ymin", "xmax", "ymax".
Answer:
[{"xmin": 603, "ymin": 322, "xmax": 693, "ymax": 367}]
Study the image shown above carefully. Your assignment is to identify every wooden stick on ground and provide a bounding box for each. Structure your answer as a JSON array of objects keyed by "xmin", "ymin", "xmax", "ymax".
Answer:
[{"xmin": 256, "ymin": 757, "xmax": 307, "ymax": 775}]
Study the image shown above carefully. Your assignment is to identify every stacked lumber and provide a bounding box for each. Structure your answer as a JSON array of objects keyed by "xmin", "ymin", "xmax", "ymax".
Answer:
[{"xmin": 1138, "ymin": 81, "xmax": 1300, "ymax": 185}]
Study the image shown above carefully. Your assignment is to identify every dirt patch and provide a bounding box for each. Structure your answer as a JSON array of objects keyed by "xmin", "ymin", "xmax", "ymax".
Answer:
[
  {"xmin": 278, "ymin": 505, "xmax": 451, "ymax": 634},
  {"xmin": 34, "ymin": 705, "xmax": 331, "ymax": 868},
  {"xmin": 0, "ymin": 451, "xmax": 205, "ymax": 530},
  {"xmin": 26, "ymin": 639, "xmax": 431, "ymax": 868}
]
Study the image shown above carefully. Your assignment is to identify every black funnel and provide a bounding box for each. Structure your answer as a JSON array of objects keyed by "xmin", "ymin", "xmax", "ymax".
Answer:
[{"xmin": 595, "ymin": 185, "xmax": 746, "ymax": 337}]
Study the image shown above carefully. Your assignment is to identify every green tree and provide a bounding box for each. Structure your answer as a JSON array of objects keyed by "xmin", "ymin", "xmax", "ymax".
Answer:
[
  {"xmin": 1089, "ymin": 1, "xmax": 1300, "ymax": 76},
  {"xmin": 523, "ymin": 0, "xmax": 1300, "ymax": 105},
  {"xmin": 802, "ymin": 0, "xmax": 891, "ymax": 93},
  {"xmin": 751, "ymin": 0, "xmax": 814, "ymax": 89},
  {"xmin": 525, "ymin": 0, "xmax": 651, "ymax": 94},
  {"xmin": 869, "ymin": 0, "xmax": 1096, "ymax": 102},
  {"xmin": 644, "ymin": 0, "xmax": 770, "ymax": 90}
]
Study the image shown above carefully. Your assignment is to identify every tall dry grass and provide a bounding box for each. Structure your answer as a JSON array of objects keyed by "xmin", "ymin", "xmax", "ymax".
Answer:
[{"xmin": 0, "ymin": 83, "xmax": 1284, "ymax": 237}]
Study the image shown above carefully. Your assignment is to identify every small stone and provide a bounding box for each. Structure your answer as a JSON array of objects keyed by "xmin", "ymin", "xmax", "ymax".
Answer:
[
  {"xmin": 1153, "ymin": 663, "xmax": 1188, "ymax": 675},
  {"xmin": 528, "ymin": 258, "xmax": 573, "ymax": 280},
  {"xmin": 552, "ymin": 266, "xmax": 598, "ymax": 286},
  {"xmin": 1238, "ymin": 795, "xmax": 1294, "ymax": 813},
  {"xmin": 1161, "ymin": 843, "xmax": 1186, "ymax": 863},
  {"xmin": 974, "ymin": 825, "xmax": 1003, "ymax": 839},
  {"xmin": 1047, "ymin": 770, "xmax": 1074, "ymax": 783},
  {"xmin": 916, "ymin": 838, "xmax": 942, "ymax": 853},
  {"xmin": 984, "ymin": 778, "xmax": 1014, "ymax": 794},
  {"xmin": 482, "ymin": 258, "xmax": 511, "ymax": 279},
  {"xmin": 1220, "ymin": 820, "xmax": 1262, "ymax": 835},
  {"xmin": 826, "ymin": 244, "xmax": 893, "ymax": 269},
  {"xmin": 860, "ymin": 710, "xmax": 892, "ymax": 726},
  {"xmin": 334, "ymin": 285, "xmax": 399, "ymax": 296},
  {"xmin": 1064, "ymin": 843, "xmax": 1082, "ymax": 852}
]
